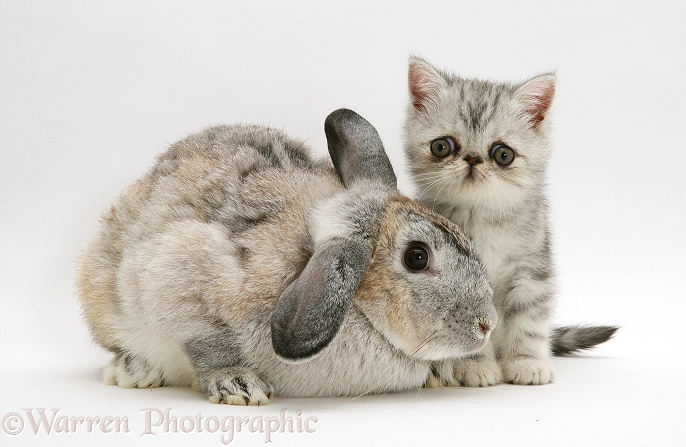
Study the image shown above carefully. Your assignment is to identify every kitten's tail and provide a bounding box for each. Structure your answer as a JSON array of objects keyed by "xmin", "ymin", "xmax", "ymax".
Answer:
[{"xmin": 550, "ymin": 325, "xmax": 619, "ymax": 356}]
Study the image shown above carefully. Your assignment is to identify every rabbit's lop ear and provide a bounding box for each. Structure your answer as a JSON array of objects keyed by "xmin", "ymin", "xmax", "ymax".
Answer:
[
  {"xmin": 325, "ymin": 108, "xmax": 397, "ymax": 189},
  {"xmin": 271, "ymin": 237, "xmax": 371, "ymax": 362}
]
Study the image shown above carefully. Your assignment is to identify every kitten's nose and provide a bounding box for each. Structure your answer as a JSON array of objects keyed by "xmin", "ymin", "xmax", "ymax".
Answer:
[{"xmin": 463, "ymin": 152, "xmax": 483, "ymax": 166}]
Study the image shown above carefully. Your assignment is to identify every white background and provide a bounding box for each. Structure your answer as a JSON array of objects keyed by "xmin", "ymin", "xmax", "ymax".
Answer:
[{"xmin": 1, "ymin": 1, "xmax": 685, "ymax": 445}]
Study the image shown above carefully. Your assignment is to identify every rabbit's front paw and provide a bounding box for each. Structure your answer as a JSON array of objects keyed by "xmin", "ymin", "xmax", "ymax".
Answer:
[
  {"xmin": 501, "ymin": 357, "xmax": 555, "ymax": 385},
  {"xmin": 104, "ymin": 353, "xmax": 165, "ymax": 389},
  {"xmin": 199, "ymin": 368, "xmax": 274, "ymax": 406}
]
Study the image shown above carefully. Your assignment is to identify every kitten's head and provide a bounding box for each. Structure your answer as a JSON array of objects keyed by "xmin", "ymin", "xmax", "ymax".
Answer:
[{"xmin": 404, "ymin": 56, "xmax": 555, "ymax": 210}]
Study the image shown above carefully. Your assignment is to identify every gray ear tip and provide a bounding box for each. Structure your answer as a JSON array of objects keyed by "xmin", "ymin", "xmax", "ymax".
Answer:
[
  {"xmin": 324, "ymin": 108, "xmax": 362, "ymax": 137},
  {"xmin": 271, "ymin": 300, "xmax": 330, "ymax": 362},
  {"xmin": 325, "ymin": 108, "xmax": 359, "ymax": 124},
  {"xmin": 270, "ymin": 320, "xmax": 323, "ymax": 362},
  {"xmin": 324, "ymin": 107, "xmax": 396, "ymax": 189},
  {"xmin": 325, "ymin": 108, "xmax": 379, "ymax": 142}
]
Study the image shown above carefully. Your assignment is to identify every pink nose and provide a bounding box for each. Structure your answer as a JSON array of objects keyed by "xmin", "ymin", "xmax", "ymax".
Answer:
[{"xmin": 479, "ymin": 322, "xmax": 491, "ymax": 336}]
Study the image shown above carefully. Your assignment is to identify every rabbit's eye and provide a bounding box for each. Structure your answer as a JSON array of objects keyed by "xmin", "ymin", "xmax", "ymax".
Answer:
[{"xmin": 403, "ymin": 244, "xmax": 430, "ymax": 271}]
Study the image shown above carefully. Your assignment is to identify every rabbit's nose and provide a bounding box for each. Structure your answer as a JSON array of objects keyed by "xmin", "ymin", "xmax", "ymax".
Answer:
[{"xmin": 479, "ymin": 322, "xmax": 492, "ymax": 336}]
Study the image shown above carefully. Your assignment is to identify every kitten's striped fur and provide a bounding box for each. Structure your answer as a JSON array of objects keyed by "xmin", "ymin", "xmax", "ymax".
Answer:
[{"xmin": 404, "ymin": 57, "xmax": 617, "ymax": 386}]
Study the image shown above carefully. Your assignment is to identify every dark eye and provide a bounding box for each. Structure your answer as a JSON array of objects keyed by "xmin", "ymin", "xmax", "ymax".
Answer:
[
  {"xmin": 490, "ymin": 144, "xmax": 515, "ymax": 166},
  {"xmin": 430, "ymin": 137, "xmax": 457, "ymax": 158},
  {"xmin": 403, "ymin": 244, "xmax": 430, "ymax": 271}
]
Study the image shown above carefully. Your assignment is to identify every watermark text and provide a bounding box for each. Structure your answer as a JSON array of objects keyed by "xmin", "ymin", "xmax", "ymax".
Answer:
[{"xmin": 2, "ymin": 408, "xmax": 317, "ymax": 444}]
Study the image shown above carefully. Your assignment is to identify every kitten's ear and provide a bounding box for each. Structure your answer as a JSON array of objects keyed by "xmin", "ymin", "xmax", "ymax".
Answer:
[
  {"xmin": 408, "ymin": 56, "xmax": 446, "ymax": 113},
  {"xmin": 513, "ymin": 74, "xmax": 556, "ymax": 127}
]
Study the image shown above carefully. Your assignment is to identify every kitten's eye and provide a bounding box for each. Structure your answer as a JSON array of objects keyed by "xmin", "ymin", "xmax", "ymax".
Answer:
[
  {"xmin": 403, "ymin": 244, "xmax": 430, "ymax": 271},
  {"xmin": 430, "ymin": 137, "xmax": 456, "ymax": 158},
  {"xmin": 490, "ymin": 144, "xmax": 515, "ymax": 166}
]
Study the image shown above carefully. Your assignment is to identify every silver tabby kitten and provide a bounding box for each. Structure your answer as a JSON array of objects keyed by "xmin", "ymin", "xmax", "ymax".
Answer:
[{"xmin": 404, "ymin": 57, "xmax": 617, "ymax": 386}]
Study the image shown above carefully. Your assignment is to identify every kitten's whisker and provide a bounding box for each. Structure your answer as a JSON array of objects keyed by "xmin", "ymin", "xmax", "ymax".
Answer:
[
  {"xmin": 483, "ymin": 176, "xmax": 496, "ymax": 229},
  {"xmin": 430, "ymin": 177, "xmax": 452, "ymax": 209},
  {"xmin": 490, "ymin": 179, "xmax": 506, "ymax": 232},
  {"xmin": 412, "ymin": 172, "xmax": 444, "ymax": 180},
  {"xmin": 414, "ymin": 172, "xmax": 446, "ymax": 198},
  {"xmin": 509, "ymin": 193, "xmax": 521, "ymax": 232},
  {"xmin": 415, "ymin": 175, "xmax": 445, "ymax": 190},
  {"xmin": 416, "ymin": 176, "xmax": 448, "ymax": 203},
  {"xmin": 484, "ymin": 177, "xmax": 498, "ymax": 229}
]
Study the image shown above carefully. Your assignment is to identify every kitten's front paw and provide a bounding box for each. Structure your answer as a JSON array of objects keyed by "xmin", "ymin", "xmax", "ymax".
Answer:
[
  {"xmin": 501, "ymin": 357, "xmax": 555, "ymax": 385},
  {"xmin": 452, "ymin": 357, "xmax": 502, "ymax": 387},
  {"xmin": 198, "ymin": 368, "xmax": 274, "ymax": 406},
  {"xmin": 427, "ymin": 357, "xmax": 502, "ymax": 387}
]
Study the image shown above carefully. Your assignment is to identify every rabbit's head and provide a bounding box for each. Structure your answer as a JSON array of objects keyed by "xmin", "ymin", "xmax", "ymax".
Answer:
[{"xmin": 272, "ymin": 109, "xmax": 496, "ymax": 363}]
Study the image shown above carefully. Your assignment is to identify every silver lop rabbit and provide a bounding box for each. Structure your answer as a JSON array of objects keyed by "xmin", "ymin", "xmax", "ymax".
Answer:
[{"xmin": 77, "ymin": 109, "xmax": 496, "ymax": 405}]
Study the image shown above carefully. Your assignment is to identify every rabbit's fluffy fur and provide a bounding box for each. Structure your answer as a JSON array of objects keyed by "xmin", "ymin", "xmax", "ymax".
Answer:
[{"xmin": 78, "ymin": 109, "xmax": 496, "ymax": 404}]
